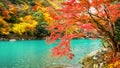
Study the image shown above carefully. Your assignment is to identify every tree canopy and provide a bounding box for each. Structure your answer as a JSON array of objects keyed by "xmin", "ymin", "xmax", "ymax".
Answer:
[{"xmin": 46, "ymin": 0, "xmax": 120, "ymax": 60}]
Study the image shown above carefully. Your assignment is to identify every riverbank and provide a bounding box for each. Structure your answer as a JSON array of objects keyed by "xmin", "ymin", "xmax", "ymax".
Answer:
[
  {"xmin": 0, "ymin": 34, "xmax": 47, "ymax": 41},
  {"xmin": 0, "ymin": 34, "xmax": 99, "ymax": 41},
  {"xmin": 82, "ymin": 47, "xmax": 120, "ymax": 68}
]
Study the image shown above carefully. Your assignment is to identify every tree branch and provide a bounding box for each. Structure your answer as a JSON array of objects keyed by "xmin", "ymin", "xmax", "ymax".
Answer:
[
  {"xmin": 88, "ymin": 12, "xmax": 108, "ymax": 21},
  {"xmin": 88, "ymin": 10, "xmax": 116, "ymax": 51},
  {"xmin": 103, "ymin": 4, "xmax": 115, "ymax": 37}
]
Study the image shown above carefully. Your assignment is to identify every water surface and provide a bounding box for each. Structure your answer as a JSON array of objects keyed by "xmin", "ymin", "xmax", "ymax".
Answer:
[{"xmin": 0, "ymin": 39, "xmax": 102, "ymax": 68}]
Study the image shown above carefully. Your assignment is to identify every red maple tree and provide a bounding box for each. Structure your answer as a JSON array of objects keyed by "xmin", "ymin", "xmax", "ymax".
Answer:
[{"xmin": 46, "ymin": 0, "xmax": 120, "ymax": 59}]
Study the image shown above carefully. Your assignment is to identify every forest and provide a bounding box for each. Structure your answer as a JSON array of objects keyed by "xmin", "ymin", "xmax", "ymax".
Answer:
[{"xmin": 0, "ymin": 0, "xmax": 120, "ymax": 68}]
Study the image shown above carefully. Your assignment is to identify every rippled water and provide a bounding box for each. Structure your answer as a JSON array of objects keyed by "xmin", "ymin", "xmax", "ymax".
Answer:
[{"xmin": 0, "ymin": 39, "xmax": 102, "ymax": 68}]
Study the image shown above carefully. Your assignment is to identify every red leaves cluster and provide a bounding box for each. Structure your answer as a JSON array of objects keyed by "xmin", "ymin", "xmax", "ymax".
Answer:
[
  {"xmin": 2, "ymin": 10, "xmax": 10, "ymax": 19},
  {"xmin": 47, "ymin": 0, "xmax": 120, "ymax": 60},
  {"xmin": 47, "ymin": 7, "xmax": 62, "ymax": 20},
  {"xmin": 1, "ymin": 4, "xmax": 17, "ymax": 19},
  {"xmin": 108, "ymin": 4, "xmax": 120, "ymax": 22},
  {"xmin": 109, "ymin": 56, "xmax": 120, "ymax": 67},
  {"xmin": 32, "ymin": 5, "xmax": 38, "ymax": 11},
  {"xmin": 80, "ymin": 23, "xmax": 94, "ymax": 29},
  {"xmin": 80, "ymin": 23, "xmax": 95, "ymax": 33},
  {"xmin": 51, "ymin": 34, "xmax": 74, "ymax": 60},
  {"xmin": 110, "ymin": 57, "xmax": 120, "ymax": 64},
  {"xmin": 46, "ymin": 33, "xmax": 60, "ymax": 44},
  {"xmin": 91, "ymin": 0, "xmax": 110, "ymax": 7}
]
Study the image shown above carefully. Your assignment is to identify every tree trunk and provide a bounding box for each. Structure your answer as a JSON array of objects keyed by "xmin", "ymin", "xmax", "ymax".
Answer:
[{"xmin": 109, "ymin": 37, "xmax": 120, "ymax": 57}]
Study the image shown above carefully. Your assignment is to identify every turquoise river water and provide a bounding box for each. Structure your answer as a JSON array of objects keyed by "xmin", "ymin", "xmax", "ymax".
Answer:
[{"xmin": 0, "ymin": 39, "xmax": 102, "ymax": 68}]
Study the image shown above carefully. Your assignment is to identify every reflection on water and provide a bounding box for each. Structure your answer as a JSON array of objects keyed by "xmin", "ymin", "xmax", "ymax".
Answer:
[{"xmin": 0, "ymin": 39, "xmax": 102, "ymax": 68}]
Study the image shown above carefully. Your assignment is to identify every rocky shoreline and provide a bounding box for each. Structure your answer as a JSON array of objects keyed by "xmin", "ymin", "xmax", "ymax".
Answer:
[{"xmin": 81, "ymin": 48, "xmax": 112, "ymax": 68}]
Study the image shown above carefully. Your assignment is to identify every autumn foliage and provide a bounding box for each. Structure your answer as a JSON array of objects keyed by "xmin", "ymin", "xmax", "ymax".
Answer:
[
  {"xmin": 0, "ymin": 1, "xmax": 53, "ymax": 38},
  {"xmin": 47, "ymin": 0, "xmax": 120, "ymax": 60}
]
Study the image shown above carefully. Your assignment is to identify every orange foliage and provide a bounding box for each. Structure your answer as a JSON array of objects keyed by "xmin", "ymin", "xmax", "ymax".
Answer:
[
  {"xmin": 47, "ymin": 0, "xmax": 120, "ymax": 59},
  {"xmin": 32, "ymin": 5, "xmax": 39, "ymax": 11},
  {"xmin": 0, "ymin": 17, "xmax": 10, "ymax": 35},
  {"xmin": 8, "ymin": 4, "xmax": 17, "ymax": 14},
  {"xmin": 108, "ymin": 57, "xmax": 120, "ymax": 68},
  {"xmin": 2, "ymin": 10, "xmax": 10, "ymax": 19}
]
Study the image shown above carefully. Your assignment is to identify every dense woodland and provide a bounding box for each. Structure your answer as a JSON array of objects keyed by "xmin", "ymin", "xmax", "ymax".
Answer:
[{"xmin": 0, "ymin": 0, "xmax": 57, "ymax": 40}]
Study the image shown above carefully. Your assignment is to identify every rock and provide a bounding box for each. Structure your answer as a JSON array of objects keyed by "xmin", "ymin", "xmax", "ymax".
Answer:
[
  {"xmin": 99, "ymin": 63, "xmax": 104, "ymax": 68},
  {"xmin": 93, "ymin": 64, "xmax": 98, "ymax": 68},
  {"xmin": 9, "ymin": 39, "xmax": 16, "ymax": 42},
  {"xmin": 101, "ymin": 48, "xmax": 108, "ymax": 52},
  {"xmin": 22, "ymin": 39, "xmax": 24, "ymax": 40},
  {"xmin": 93, "ymin": 56, "xmax": 98, "ymax": 60},
  {"xmin": 81, "ymin": 48, "xmax": 109, "ymax": 68},
  {"xmin": 87, "ymin": 50, "xmax": 99, "ymax": 57}
]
